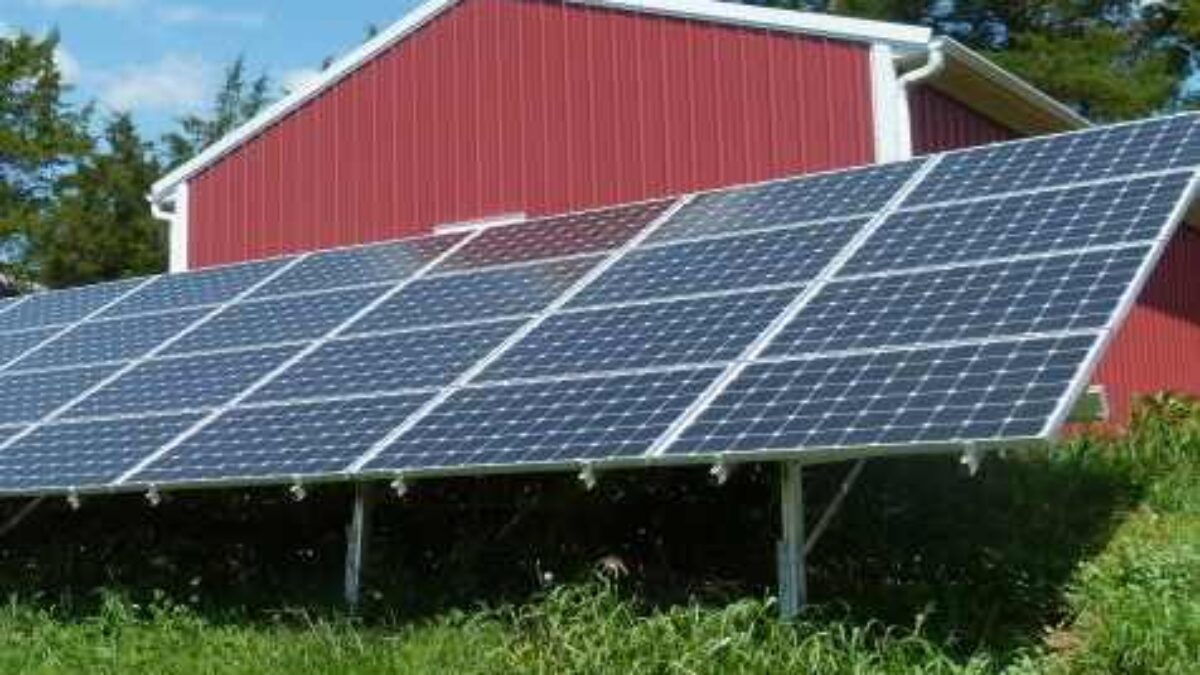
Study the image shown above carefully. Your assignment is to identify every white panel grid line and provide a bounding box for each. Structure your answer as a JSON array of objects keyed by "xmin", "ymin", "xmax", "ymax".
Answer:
[
  {"xmin": 0, "ymin": 295, "xmax": 31, "ymax": 319},
  {"xmin": 643, "ymin": 156, "xmax": 943, "ymax": 459},
  {"xmin": 832, "ymin": 240, "xmax": 1157, "ymax": 283},
  {"xmin": 0, "ymin": 257, "xmax": 311, "ymax": 457},
  {"xmin": 1039, "ymin": 169, "xmax": 1200, "ymax": 439},
  {"xmin": 557, "ymin": 281, "xmax": 810, "ymax": 315},
  {"xmin": 899, "ymin": 165, "xmax": 1197, "ymax": 213},
  {"xmin": 344, "ymin": 196, "xmax": 696, "ymax": 474},
  {"xmin": 424, "ymin": 250, "xmax": 605, "ymax": 279},
  {"xmin": 112, "ymin": 230, "xmax": 488, "ymax": 487},
  {"xmin": 0, "ymin": 278, "xmax": 156, "ymax": 375},
  {"xmin": 336, "ymin": 314, "xmax": 537, "ymax": 341}
]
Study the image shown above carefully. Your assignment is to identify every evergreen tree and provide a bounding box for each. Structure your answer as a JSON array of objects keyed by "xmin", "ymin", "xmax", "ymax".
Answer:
[
  {"xmin": 0, "ymin": 31, "xmax": 90, "ymax": 286},
  {"xmin": 32, "ymin": 114, "xmax": 166, "ymax": 288},
  {"xmin": 161, "ymin": 57, "xmax": 272, "ymax": 169}
]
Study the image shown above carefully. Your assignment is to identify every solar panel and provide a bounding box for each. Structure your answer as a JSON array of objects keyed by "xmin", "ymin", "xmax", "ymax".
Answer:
[
  {"xmin": 0, "ymin": 365, "xmax": 120, "ymax": 425},
  {"xmin": 366, "ymin": 368, "xmax": 724, "ymax": 472},
  {"xmin": 251, "ymin": 234, "xmax": 465, "ymax": 299},
  {"xmin": 101, "ymin": 258, "xmax": 293, "ymax": 318},
  {"xmin": 846, "ymin": 172, "xmax": 1192, "ymax": 275},
  {"xmin": 667, "ymin": 336, "xmax": 1094, "ymax": 456},
  {"xmin": 434, "ymin": 202, "xmax": 671, "ymax": 272},
  {"xmin": 908, "ymin": 115, "xmax": 1200, "ymax": 206},
  {"xmin": 0, "ymin": 413, "xmax": 204, "ymax": 492},
  {"xmin": 0, "ymin": 114, "xmax": 1196, "ymax": 498},
  {"xmin": 10, "ymin": 308, "xmax": 209, "ymax": 371},
  {"xmin": 650, "ymin": 161, "xmax": 922, "ymax": 243},
  {"xmin": 0, "ymin": 277, "xmax": 143, "ymax": 332},
  {"xmin": 0, "ymin": 327, "xmax": 62, "ymax": 368},
  {"xmin": 570, "ymin": 219, "xmax": 864, "ymax": 307},
  {"xmin": 129, "ymin": 394, "xmax": 432, "ymax": 486},
  {"xmin": 346, "ymin": 257, "xmax": 598, "ymax": 334},
  {"xmin": 65, "ymin": 346, "xmax": 303, "ymax": 418},
  {"xmin": 166, "ymin": 286, "xmax": 388, "ymax": 355},
  {"xmin": 766, "ymin": 247, "xmax": 1149, "ymax": 357},
  {"xmin": 250, "ymin": 320, "xmax": 523, "ymax": 403},
  {"xmin": 480, "ymin": 290, "xmax": 796, "ymax": 382}
]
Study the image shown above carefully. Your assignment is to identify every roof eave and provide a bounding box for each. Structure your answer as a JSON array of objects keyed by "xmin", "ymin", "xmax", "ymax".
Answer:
[{"xmin": 150, "ymin": 0, "xmax": 932, "ymax": 200}]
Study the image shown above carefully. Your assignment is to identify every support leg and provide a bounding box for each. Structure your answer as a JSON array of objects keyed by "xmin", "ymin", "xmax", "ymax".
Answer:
[
  {"xmin": 777, "ymin": 461, "xmax": 806, "ymax": 620},
  {"xmin": 344, "ymin": 484, "xmax": 375, "ymax": 613}
]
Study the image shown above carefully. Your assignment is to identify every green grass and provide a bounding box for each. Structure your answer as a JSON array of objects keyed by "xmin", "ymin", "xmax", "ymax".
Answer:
[{"xmin": 0, "ymin": 398, "xmax": 1198, "ymax": 673}]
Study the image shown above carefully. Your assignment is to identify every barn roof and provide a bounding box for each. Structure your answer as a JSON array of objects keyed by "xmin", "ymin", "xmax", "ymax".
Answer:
[{"xmin": 150, "ymin": 0, "xmax": 1086, "ymax": 201}]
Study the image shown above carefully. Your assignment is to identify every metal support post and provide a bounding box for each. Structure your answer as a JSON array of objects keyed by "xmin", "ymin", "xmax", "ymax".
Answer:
[
  {"xmin": 344, "ymin": 483, "xmax": 376, "ymax": 613},
  {"xmin": 777, "ymin": 461, "xmax": 807, "ymax": 620}
]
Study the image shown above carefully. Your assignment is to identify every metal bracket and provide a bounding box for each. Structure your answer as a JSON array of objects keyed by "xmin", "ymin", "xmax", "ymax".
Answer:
[
  {"xmin": 66, "ymin": 489, "xmax": 82, "ymax": 511},
  {"xmin": 709, "ymin": 456, "xmax": 733, "ymax": 486},
  {"xmin": 578, "ymin": 463, "xmax": 598, "ymax": 491},
  {"xmin": 145, "ymin": 486, "xmax": 162, "ymax": 508},
  {"xmin": 960, "ymin": 443, "xmax": 985, "ymax": 477},
  {"xmin": 389, "ymin": 475, "xmax": 409, "ymax": 499},
  {"xmin": 289, "ymin": 481, "xmax": 307, "ymax": 502}
]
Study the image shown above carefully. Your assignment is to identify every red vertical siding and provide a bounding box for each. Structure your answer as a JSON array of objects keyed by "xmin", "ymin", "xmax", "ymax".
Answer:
[
  {"xmin": 1092, "ymin": 231, "xmax": 1200, "ymax": 424},
  {"xmin": 187, "ymin": 0, "xmax": 875, "ymax": 267},
  {"xmin": 909, "ymin": 85, "xmax": 1014, "ymax": 154}
]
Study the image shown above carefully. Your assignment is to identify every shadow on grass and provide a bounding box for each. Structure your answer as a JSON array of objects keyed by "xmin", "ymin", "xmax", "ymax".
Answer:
[{"xmin": 0, "ymin": 447, "xmax": 1135, "ymax": 665}]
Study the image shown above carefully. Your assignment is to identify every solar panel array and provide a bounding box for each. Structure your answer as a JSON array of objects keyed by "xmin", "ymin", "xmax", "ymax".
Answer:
[{"xmin": 0, "ymin": 114, "xmax": 1197, "ymax": 497}]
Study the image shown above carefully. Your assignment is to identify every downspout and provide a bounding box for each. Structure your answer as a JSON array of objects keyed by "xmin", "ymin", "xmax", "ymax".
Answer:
[
  {"xmin": 891, "ymin": 38, "xmax": 946, "ymax": 160},
  {"xmin": 148, "ymin": 183, "xmax": 190, "ymax": 273}
]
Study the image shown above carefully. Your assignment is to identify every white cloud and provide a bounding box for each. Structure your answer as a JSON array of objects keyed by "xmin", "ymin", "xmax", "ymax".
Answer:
[
  {"xmin": 281, "ymin": 67, "xmax": 321, "ymax": 95},
  {"xmin": 95, "ymin": 54, "xmax": 215, "ymax": 113},
  {"xmin": 156, "ymin": 4, "xmax": 266, "ymax": 28},
  {"xmin": 54, "ymin": 44, "xmax": 81, "ymax": 84}
]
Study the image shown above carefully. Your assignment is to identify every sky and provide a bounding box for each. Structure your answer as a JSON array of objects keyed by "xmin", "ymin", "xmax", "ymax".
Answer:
[{"xmin": 1, "ymin": 0, "xmax": 422, "ymax": 137}]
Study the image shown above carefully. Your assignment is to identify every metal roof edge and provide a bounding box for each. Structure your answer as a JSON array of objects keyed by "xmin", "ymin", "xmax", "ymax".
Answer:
[
  {"xmin": 149, "ymin": 0, "xmax": 932, "ymax": 200},
  {"xmin": 933, "ymin": 37, "xmax": 1091, "ymax": 132}
]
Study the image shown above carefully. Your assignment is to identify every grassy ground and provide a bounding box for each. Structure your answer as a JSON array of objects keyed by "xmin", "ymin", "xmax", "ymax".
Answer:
[{"xmin": 0, "ymin": 399, "xmax": 1197, "ymax": 673}]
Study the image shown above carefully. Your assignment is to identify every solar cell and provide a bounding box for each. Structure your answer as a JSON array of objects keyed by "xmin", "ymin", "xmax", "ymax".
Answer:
[
  {"xmin": 668, "ymin": 335, "xmax": 1095, "ymax": 456},
  {"xmin": 367, "ymin": 367, "xmax": 724, "ymax": 472},
  {"xmin": 0, "ymin": 364, "xmax": 120, "ymax": 425},
  {"xmin": 251, "ymin": 320, "xmax": 522, "ymax": 403},
  {"xmin": 767, "ymin": 247, "xmax": 1148, "ymax": 357},
  {"xmin": 480, "ymin": 290, "xmax": 796, "ymax": 381},
  {"xmin": 10, "ymin": 309, "xmax": 209, "ymax": 371},
  {"xmin": 570, "ymin": 219, "xmax": 863, "ymax": 307},
  {"xmin": 166, "ymin": 286, "xmax": 388, "ymax": 355},
  {"xmin": 908, "ymin": 114, "xmax": 1200, "ymax": 206},
  {"xmin": 435, "ymin": 201, "xmax": 670, "ymax": 272},
  {"xmin": 0, "ymin": 327, "xmax": 61, "ymax": 368},
  {"xmin": 845, "ymin": 172, "xmax": 1191, "ymax": 276},
  {"xmin": 131, "ymin": 394, "xmax": 431, "ymax": 485},
  {"xmin": 347, "ymin": 257, "xmax": 597, "ymax": 334},
  {"xmin": 102, "ymin": 257, "xmax": 293, "ymax": 318},
  {"xmin": 651, "ymin": 161, "xmax": 922, "ymax": 243},
  {"xmin": 0, "ymin": 278, "xmax": 143, "ymax": 332},
  {"xmin": 252, "ymin": 234, "xmax": 465, "ymax": 299},
  {"xmin": 66, "ymin": 346, "xmax": 302, "ymax": 419},
  {"xmin": 0, "ymin": 413, "xmax": 204, "ymax": 493}
]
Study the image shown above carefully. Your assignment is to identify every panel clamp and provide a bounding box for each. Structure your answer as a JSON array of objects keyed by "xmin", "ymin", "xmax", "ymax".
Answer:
[
  {"xmin": 145, "ymin": 486, "xmax": 162, "ymax": 508},
  {"xmin": 578, "ymin": 463, "xmax": 598, "ymax": 491},
  {"xmin": 66, "ymin": 489, "xmax": 82, "ymax": 511},
  {"xmin": 389, "ymin": 475, "xmax": 409, "ymax": 499},
  {"xmin": 710, "ymin": 455, "xmax": 734, "ymax": 486},
  {"xmin": 960, "ymin": 443, "xmax": 985, "ymax": 477},
  {"xmin": 289, "ymin": 480, "xmax": 307, "ymax": 502}
]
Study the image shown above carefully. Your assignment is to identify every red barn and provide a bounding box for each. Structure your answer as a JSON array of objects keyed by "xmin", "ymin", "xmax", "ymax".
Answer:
[{"xmin": 148, "ymin": 0, "xmax": 1200, "ymax": 426}]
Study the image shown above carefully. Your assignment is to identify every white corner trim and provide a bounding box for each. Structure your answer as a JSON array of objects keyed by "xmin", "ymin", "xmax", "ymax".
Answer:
[
  {"xmin": 150, "ymin": 0, "xmax": 932, "ymax": 200},
  {"xmin": 870, "ymin": 43, "xmax": 909, "ymax": 163},
  {"xmin": 150, "ymin": 182, "xmax": 190, "ymax": 273}
]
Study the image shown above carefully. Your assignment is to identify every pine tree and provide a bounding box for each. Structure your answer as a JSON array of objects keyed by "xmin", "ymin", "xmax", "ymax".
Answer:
[
  {"xmin": 161, "ymin": 57, "xmax": 272, "ymax": 170},
  {"xmin": 0, "ymin": 31, "xmax": 90, "ymax": 287},
  {"xmin": 31, "ymin": 114, "xmax": 166, "ymax": 288}
]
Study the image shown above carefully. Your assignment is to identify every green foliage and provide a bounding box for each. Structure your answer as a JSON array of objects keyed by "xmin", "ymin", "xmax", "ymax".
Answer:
[
  {"xmin": 31, "ymin": 114, "xmax": 167, "ymax": 287},
  {"xmin": 0, "ymin": 31, "xmax": 90, "ymax": 285},
  {"xmin": 160, "ymin": 57, "xmax": 272, "ymax": 170}
]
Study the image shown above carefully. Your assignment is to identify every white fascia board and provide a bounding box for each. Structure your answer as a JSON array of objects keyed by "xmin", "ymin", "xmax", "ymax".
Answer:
[
  {"xmin": 936, "ymin": 37, "xmax": 1090, "ymax": 130},
  {"xmin": 151, "ymin": 0, "xmax": 932, "ymax": 199}
]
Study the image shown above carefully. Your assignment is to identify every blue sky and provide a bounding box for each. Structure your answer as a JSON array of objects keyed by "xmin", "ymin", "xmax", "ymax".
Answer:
[{"xmin": 1, "ymin": 0, "xmax": 422, "ymax": 137}]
